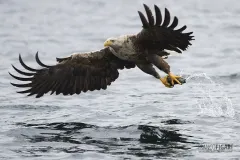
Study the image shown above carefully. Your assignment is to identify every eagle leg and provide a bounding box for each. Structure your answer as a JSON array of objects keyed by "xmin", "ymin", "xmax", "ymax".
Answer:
[
  {"xmin": 136, "ymin": 63, "xmax": 174, "ymax": 88},
  {"xmin": 146, "ymin": 54, "xmax": 183, "ymax": 87},
  {"xmin": 136, "ymin": 63, "xmax": 160, "ymax": 79}
]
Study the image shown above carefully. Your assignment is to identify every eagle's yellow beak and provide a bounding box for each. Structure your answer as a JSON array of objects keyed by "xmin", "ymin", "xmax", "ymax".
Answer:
[{"xmin": 104, "ymin": 40, "xmax": 112, "ymax": 47}]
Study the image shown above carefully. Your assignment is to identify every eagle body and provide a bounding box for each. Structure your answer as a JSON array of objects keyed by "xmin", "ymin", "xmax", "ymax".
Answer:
[
  {"xmin": 104, "ymin": 35, "xmax": 142, "ymax": 62},
  {"xmin": 9, "ymin": 4, "xmax": 194, "ymax": 98}
]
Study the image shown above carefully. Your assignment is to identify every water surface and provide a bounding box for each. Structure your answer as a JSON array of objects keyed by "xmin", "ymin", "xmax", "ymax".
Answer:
[{"xmin": 0, "ymin": 0, "xmax": 239, "ymax": 159}]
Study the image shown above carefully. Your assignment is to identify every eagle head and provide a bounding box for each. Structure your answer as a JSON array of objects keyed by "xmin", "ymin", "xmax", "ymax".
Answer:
[{"xmin": 104, "ymin": 36, "xmax": 127, "ymax": 48}]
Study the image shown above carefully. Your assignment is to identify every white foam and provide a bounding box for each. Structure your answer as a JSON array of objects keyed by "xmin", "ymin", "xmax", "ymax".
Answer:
[{"xmin": 181, "ymin": 72, "xmax": 235, "ymax": 118}]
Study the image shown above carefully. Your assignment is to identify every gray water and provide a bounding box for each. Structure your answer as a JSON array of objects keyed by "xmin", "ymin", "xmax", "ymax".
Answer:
[{"xmin": 0, "ymin": 0, "xmax": 240, "ymax": 159}]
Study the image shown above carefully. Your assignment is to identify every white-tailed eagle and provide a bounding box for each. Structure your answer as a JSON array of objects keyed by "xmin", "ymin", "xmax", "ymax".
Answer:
[{"xmin": 9, "ymin": 4, "xmax": 194, "ymax": 98}]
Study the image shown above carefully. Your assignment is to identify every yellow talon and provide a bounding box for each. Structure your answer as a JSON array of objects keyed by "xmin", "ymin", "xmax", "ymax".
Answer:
[
  {"xmin": 168, "ymin": 72, "xmax": 182, "ymax": 85},
  {"xmin": 160, "ymin": 77, "xmax": 172, "ymax": 88}
]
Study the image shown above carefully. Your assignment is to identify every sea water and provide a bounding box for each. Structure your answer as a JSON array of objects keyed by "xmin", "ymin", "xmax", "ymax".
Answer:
[{"xmin": 184, "ymin": 72, "xmax": 235, "ymax": 118}]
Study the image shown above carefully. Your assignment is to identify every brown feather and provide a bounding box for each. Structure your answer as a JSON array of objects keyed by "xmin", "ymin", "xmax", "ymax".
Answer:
[
  {"xmin": 154, "ymin": 5, "xmax": 162, "ymax": 26},
  {"xmin": 10, "ymin": 47, "xmax": 135, "ymax": 98},
  {"xmin": 143, "ymin": 4, "xmax": 154, "ymax": 27},
  {"xmin": 136, "ymin": 4, "xmax": 194, "ymax": 54},
  {"xmin": 162, "ymin": 8, "xmax": 171, "ymax": 27}
]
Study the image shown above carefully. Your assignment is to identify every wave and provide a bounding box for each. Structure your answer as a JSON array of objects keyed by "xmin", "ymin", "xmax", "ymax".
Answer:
[{"xmin": 12, "ymin": 121, "xmax": 198, "ymax": 158}]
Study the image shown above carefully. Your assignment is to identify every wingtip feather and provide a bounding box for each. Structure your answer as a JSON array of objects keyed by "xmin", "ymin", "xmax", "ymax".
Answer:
[{"xmin": 138, "ymin": 11, "xmax": 149, "ymax": 28}]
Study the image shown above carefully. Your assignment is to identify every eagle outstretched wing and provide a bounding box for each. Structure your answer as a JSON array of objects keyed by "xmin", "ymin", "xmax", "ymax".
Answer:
[
  {"xmin": 136, "ymin": 4, "xmax": 194, "ymax": 53},
  {"xmin": 9, "ymin": 47, "xmax": 135, "ymax": 98}
]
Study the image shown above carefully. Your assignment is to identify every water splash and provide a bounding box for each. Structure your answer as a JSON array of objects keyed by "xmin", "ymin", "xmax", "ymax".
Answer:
[{"xmin": 182, "ymin": 72, "xmax": 235, "ymax": 118}]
